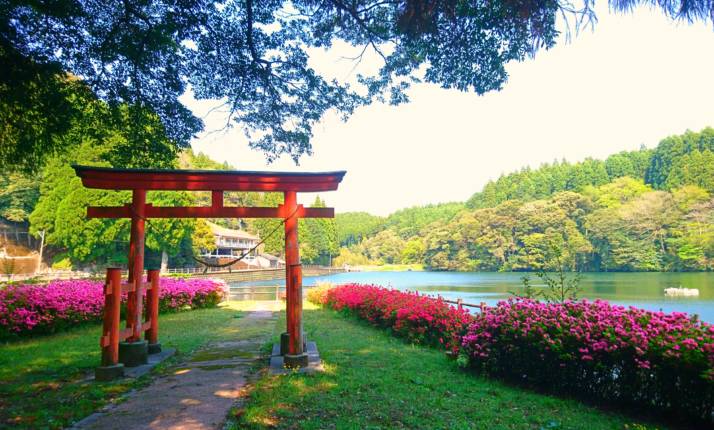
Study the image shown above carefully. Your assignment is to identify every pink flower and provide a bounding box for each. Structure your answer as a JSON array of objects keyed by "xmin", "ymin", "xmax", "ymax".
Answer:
[{"xmin": 1, "ymin": 277, "xmax": 225, "ymax": 338}]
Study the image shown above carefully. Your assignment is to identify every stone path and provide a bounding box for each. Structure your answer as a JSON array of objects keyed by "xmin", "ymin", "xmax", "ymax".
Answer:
[{"xmin": 74, "ymin": 309, "xmax": 276, "ymax": 430}]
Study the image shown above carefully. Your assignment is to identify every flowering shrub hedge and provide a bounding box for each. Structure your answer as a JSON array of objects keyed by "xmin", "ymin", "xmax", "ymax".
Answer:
[
  {"xmin": 461, "ymin": 298, "xmax": 714, "ymax": 423},
  {"xmin": 305, "ymin": 282, "xmax": 333, "ymax": 305},
  {"xmin": 0, "ymin": 277, "xmax": 227, "ymax": 339},
  {"xmin": 312, "ymin": 284, "xmax": 714, "ymax": 424},
  {"xmin": 311, "ymin": 283, "xmax": 472, "ymax": 352}
]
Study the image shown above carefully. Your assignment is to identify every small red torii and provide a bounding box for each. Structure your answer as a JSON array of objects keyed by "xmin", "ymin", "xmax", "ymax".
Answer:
[{"xmin": 74, "ymin": 165, "xmax": 345, "ymax": 377}]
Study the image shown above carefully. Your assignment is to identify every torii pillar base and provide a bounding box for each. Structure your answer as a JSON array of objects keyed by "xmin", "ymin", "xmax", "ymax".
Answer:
[
  {"xmin": 269, "ymin": 341, "xmax": 323, "ymax": 374},
  {"xmin": 119, "ymin": 341, "xmax": 148, "ymax": 367},
  {"xmin": 95, "ymin": 364, "xmax": 125, "ymax": 381},
  {"xmin": 148, "ymin": 342, "xmax": 162, "ymax": 354},
  {"xmin": 284, "ymin": 353, "xmax": 309, "ymax": 368},
  {"xmin": 280, "ymin": 332, "xmax": 307, "ymax": 355}
]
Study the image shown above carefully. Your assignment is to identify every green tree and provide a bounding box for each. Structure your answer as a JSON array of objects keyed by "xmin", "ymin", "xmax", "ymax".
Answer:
[
  {"xmin": 664, "ymin": 149, "xmax": 714, "ymax": 192},
  {"xmin": 333, "ymin": 247, "xmax": 372, "ymax": 267},
  {"xmin": 335, "ymin": 212, "xmax": 385, "ymax": 246},
  {"xmin": 605, "ymin": 147, "xmax": 652, "ymax": 180},
  {"xmin": 384, "ymin": 202, "xmax": 464, "ymax": 239},
  {"xmin": 0, "ymin": 172, "xmax": 39, "ymax": 223},
  {"xmin": 583, "ymin": 177, "xmax": 651, "ymax": 209},
  {"xmin": 645, "ymin": 127, "xmax": 714, "ymax": 189},
  {"xmin": 6, "ymin": 1, "xmax": 711, "ymax": 170},
  {"xmin": 358, "ymin": 230, "xmax": 406, "ymax": 265},
  {"xmin": 401, "ymin": 238, "xmax": 426, "ymax": 264},
  {"xmin": 299, "ymin": 196, "xmax": 339, "ymax": 265}
]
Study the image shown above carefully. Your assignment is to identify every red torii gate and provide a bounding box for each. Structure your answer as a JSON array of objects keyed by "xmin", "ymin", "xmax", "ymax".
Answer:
[{"xmin": 74, "ymin": 165, "xmax": 345, "ymax": 377}]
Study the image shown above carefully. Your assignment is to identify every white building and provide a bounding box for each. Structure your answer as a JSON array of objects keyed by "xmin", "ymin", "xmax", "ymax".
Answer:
[
  {"xmin": 202, "ymin": 222, "xmax": 260, "ymax": 260},
  {"xmin": 200, "ymin": 222, "xmax": 285, "ymax": 269}
]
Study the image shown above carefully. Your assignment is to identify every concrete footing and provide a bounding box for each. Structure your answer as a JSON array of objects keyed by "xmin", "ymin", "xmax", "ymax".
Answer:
[
  {"xmin": 284, "ymin": 353, "xmax": 309, "ymax": 368},
  {"xmin": 119, "ymin": 340, "xmax": 148, "ymax": 367},
  {"xmin": 95, "ymin": 364, "xmax": 125, "ymax": 381},
  {"xmin": 279, "ymin": 332, "xmax": 307, "ymax": 356},
  {"xmin": 280, "ymin": 332, "xmax": 289, "ymax": 355},
  {"xmin": 92, "ymin": 348, "xmax": 176, "ymax": 382},
  {"xmin": 147, "ymin": 342, "xmax": 162, "ymax": 354},
  {"xmin": 269, "ymin": 341, "xmax": 323, "ymax": 374}
]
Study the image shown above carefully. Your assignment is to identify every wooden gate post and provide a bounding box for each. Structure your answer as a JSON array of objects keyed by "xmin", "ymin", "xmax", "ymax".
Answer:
[
  {"xmin": 96, "ymin": 268, "xmax": 124, "ymax": 381},
  {"xmin": 145, "ymin": 269, "xmax": 161, "ymax": 354},
  {"xmin": 118, "ymin": 189, "xmax": 149, "ymax": 367},
  {"xmin": 127, "ymin": 189, "xmax": 147, "ymax": 342},
  {"xmin": 283, "ymin": 191, "xmax": 308, "ymax": 368}
]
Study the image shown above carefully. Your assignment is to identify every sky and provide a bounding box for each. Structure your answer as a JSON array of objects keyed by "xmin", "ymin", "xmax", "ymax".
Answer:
[{"xmin": 184, "ymin": 5, "xmax": 714, "ymax": 216}]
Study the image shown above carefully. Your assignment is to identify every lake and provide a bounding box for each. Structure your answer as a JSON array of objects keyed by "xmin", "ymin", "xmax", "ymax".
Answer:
[{"xmin": 236, "ymin": 271, "xmax": 714, "ymax": 323}]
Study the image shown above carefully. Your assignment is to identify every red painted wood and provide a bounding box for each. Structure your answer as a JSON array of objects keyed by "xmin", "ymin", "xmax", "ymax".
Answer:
[
  {"xmin": 100, "ymin": 270, "xmax": 112, "ymax": 364},
  {"xmin": 284, "ymin": 191, "xmax": 304, "ymax": 356},
  {"xmin": 104, "ymin": 281, "xmax": 151, "ymax": 294},
  {"xmin": 128, "ymin": 190, "xmax": 147, "ymax": 342},
  {"xmin": 146, "ymin": 270, "xmax": 160, "ymax": 345},
  {"xmin": 87, "ymin": 205, "xmax": 334, "ymax": 219},
  {"xmin": 288, "ymin": 264, "xmax": 303, "ymax": 356},
  {"xmin": 118, "ymin": 327, "xmax": 133, "ymax": 341},
  {"xmin": 211, "ymin": 190, "xmax": 223, "ymax": 209},
  {"xmin": 100, "ymin": 268, "xmax": 122, "ymax": 365},
  {"xmin": 74, "ymin": 166, "xmax": 345, "ymax": 192}
]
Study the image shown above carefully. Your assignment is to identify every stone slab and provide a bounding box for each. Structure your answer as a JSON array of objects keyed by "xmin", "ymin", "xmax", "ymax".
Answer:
[
  {"xmin": 271, "ymin": 337, "xmax": 315, "ymax": 356},
  {"xmin": 124, "ymin": 348, "xmax": 176, "ymax": 379},
  {"xmin": 268, "ymin": 341, "xmax": 324, "ymax": 375},
  {"xmin": 91, "ymin": 348, "xmax": 175, "ymax": 381}
]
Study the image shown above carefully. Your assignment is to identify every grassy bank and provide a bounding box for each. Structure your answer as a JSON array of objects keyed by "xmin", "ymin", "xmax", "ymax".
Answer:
[
  {"xmin": 0, "ymin": 301, "xmax": 272, "ymax": 429},
  {"xmin": 233, "ymin": 304, "xmax": 662, "ymax": 430}
]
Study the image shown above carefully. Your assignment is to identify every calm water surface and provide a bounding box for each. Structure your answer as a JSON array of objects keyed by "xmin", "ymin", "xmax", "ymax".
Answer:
[{"xmin": 239, "ymin": 271, "xmax": 714, "ymax": 323}]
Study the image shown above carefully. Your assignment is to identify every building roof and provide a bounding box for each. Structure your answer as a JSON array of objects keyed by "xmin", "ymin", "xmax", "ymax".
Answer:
[{"xmin": 206, "ymin": 222, "xmax": 259, "ymax": 241}]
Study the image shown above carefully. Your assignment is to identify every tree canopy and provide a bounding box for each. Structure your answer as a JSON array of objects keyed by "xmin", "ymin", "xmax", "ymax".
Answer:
[{"xmin": 4, "ymin": 0, "xmax": 713, "ymax": 171}]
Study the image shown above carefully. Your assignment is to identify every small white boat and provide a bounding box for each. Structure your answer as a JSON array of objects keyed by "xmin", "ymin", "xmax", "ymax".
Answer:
[{"xmin": 664, "ymin": 287, "xmax": 699, "ymax": 297}]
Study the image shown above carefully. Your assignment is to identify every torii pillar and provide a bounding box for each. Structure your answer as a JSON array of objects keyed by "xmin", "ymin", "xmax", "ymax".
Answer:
[{"xmin": 283, "ymin": 191, "xmax": 306, "ymax": 366}]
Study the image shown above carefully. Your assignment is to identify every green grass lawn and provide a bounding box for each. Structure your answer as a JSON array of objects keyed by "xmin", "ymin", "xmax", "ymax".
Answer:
[
  {"xmin": 0, "ymin": 301, "xmax": 274, "ymax": 430},
  {"xmin": 233, "ymin": 303, "xmax": 664, "ymax": 430}
]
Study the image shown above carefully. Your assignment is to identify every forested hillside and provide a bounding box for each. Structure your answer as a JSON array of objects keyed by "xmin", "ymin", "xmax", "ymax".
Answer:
[{"xmin": 336, "ymin": 127, "xmax": 714, "ymax": 272}]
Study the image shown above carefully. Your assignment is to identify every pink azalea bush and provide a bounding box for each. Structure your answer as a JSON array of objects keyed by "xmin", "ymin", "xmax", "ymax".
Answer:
[
  {"xmin": 312, "ymin": 284, "xmax": 714, "ymax": 423},
  {"xmin": 461, "ymin": 298, "xmax": 714, "ymax": 423},
  {"xmin": 157, "ymin": 277, "xmax": 227, "ymax": 313},
  {"xmin": 312, "ymin": 283, "xmax": 472, "ymax": 353},
  {"xmin": 0, "ymin": 278, "xmax": 227, "ymax": 339}
]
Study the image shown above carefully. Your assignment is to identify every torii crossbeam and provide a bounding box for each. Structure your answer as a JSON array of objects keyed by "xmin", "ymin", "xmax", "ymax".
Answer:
[{"xmin": 74, "ymin": 165, "xmax": 345, "ymax": 369}]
